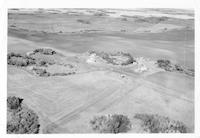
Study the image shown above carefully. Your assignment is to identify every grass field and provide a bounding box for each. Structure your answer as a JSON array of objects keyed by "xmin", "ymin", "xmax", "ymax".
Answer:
[{"xmin": 7, "ymin": 9, "xmax": 194, "ymax": 133}]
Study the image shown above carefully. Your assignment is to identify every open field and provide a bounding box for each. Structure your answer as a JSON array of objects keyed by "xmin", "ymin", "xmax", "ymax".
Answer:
[{"xmin": 7, "ymin": 9, "xmax": 194, "ymax": 133}]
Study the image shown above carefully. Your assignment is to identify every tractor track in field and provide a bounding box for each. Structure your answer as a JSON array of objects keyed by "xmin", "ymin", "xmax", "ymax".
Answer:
[
  {"xmin": 44, "ymin": 85, "xmax": 122, "ymax": 129},
  {"xmin": 43, "ymin": 68, "xmax": 193, "ymax": 132},
  {"xmin": 111, "ymin": 69, "xmax": 193, "ymax": 103}
]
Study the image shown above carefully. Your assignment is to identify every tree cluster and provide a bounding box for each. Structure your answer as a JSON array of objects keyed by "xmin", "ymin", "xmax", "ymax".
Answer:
[{"xmin": 7, "ymin": 96, "xmax": 40, "ymax": 134}]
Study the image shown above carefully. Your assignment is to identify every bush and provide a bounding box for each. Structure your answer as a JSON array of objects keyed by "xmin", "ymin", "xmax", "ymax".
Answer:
[
  {"xmin": 157, "ymin": 59, "xmax": 194, "ymax": 77},
  {"xmin": 33, "ymin": 48, "xmax": 56, "ymax": 55},
  {"xmin": 7, "ymin": 96, "xmax": 23, "ymax": 110},
  {"xmin": 8, "ymin": 57, "xmax": 29, "ymax": 66},
  {"xmin": 7, "ymin": 52, "xmax": 22, "ymax": 59},
  {"xmin": 134, "ymin": 113, "xmax": 187, "ymax": 133},
  {"xmin": 184, "ymin": 69, "xmax": 195, "ymax": 77},
  {"xmin": 90, "ymin": 51, "xmax": 135, "ymax": 66},
  {"xmin": 90, "ymin": 114, "xmax": 131, "ymax": 133},
  {"xmin": 174, "ymin": 64, "xmax": 184, "ymax": 72},
  {"xmin": 32, "ymin": 67, "xmax": 50, "ymax": 77},
  {"xmin": 7, "ymin": 96, "xmax": 40, "ymax": 134},
  {"xmin": 7, "ymin": 52, "xmax": 36, "ymax": 67},
  {"xmin": 157, "ymin": 59, "xmax": 174, "ymax": 71},
  {"xmin": 51, "ymin": 72, "xmax": 75, "ymax": 76},
  {"xmin": 7, "ymin": 106, "xmax": 40, "ymax": 134}
]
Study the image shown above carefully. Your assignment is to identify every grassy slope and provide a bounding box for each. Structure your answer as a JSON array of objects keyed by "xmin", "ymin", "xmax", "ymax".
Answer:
[{"xmin": 7, "ymin": 64, "xmax": 194, "ymax": 133}]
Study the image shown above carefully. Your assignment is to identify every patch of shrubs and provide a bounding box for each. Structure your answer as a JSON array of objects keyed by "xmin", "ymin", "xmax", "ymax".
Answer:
[
  {"xmin": 157, "ymin": 59, "xmax": 194, "ymax": 76},
  {"xmin": 185, "ymin": 68, "xmax": 194, "ymax": 76},
  {"xmin": 174, "ymin": 64, "xmax": 184, "ymax": 72},
  {"xmin": 31, "ymin": 67, "xmax": 75, "ymax": 77},
  {"xmin": 51, "ymin": 72, "xmax": 75, "ymax": 76},
  {"xmin": 90, "ymin": 114, "xmax": 131, "ymax": 133},
  {"xmin": 135, "ymin": 16, "xmax": 168, "ymax": 24},
  {"xmin": 33, "ymin": 48, "xmax": 56, "ymax": 55},
  {"xmin": 89, "ymin": 51, "xmax": 135, "ymax": 66},
  {"xmin": 157, "ymin": 59, "xmax": 174, "ymax": 71},
  {"xmin": 134, "ymin": 113, "xmax": 187, "ymax": 133},
  {"xmin": 8, "ymin": 49, "xmax": 57, "ymax": 67},
  {"xmin": 7, "ymin": 96, "xmax": 23, "ymax": 110},
  {"xmin": 32, "ymin": 67, "xmax": 50, "ymax": 77},
  {"xmin": 7, "ymin": 52, "xmax": 36, "ymax": 67},
  {"xmin": 7, "ymin": 96, "xmax": 40, "ymax": 134}
]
